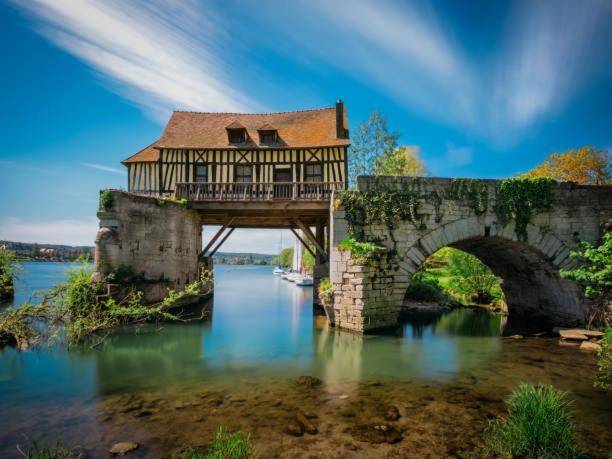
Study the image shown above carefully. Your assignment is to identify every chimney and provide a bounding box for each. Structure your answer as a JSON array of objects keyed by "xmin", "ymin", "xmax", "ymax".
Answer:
[{"xmin": 336, "ymin": 99, "xmax": 345, "ymax": 139}]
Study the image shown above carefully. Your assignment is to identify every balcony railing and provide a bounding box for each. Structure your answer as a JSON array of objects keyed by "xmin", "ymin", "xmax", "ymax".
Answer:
[{"xmin": 175, "ymin": 182, "xmax": 344, "ymax": 201}]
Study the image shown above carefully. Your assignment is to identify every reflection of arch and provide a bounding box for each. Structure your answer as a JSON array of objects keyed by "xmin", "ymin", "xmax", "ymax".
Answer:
[{"xmin": 398, "ymin": 216, "xmax": 584, "ymax": 327}]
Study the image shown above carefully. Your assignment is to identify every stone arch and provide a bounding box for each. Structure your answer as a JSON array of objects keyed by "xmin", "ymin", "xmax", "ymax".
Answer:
[{"xmin": 397, "ymin": 216, "xmax": 585, "ymax": 328}]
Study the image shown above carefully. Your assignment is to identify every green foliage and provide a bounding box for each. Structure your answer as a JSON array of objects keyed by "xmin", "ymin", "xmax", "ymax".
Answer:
[
  {"xmin": 0, "ymin": 303, "xmax": 47, "ymax": 349},
  {"xmin": 375, "ymin": 145, "xmax": 426, "ymax": 177},
  {"xmin": 279, "ymin": 247, "xmax": 294, "ymax": 268},
  {"xmin": 0, "ymin": 245, "xmax": 20, "ymax": 298},
  {"xmin": 318, "ymin": 277, "xmax": 332, "ymax": 294},
  {"xmin": 175, "ymin": 427, "xmax": 253, "ymax": 459},
  {"xmin": 338, "ymin": 237, "xmax": 386, "ymax": 262},
  {"xmin": 17, "ymin": 440, "xmax": 81, "ymax": 459},
  {"xmin": 405, "ymin": 272, "xmax": 450, "ymax": 303},
  {"xmin": 484, "ymin": 383, "xmax": 582, "ymax": 459},
  {"xmin": 560, "ymin": 231, "xmax": 611, "ymax": 327},
  {"xmin": 99, "ymin": 190, "xmax": 113, "ymax": 211},
  {"xmin": 594, "ymin": 328, "xmax": 611, "ymax": 390},
  {"xmin": 447, "ymin": 179, "xmax": 489, "ymax": 215},
  {"xmin": 348, "ymin": 110, "xmax": 400, "ymax": 187},
  {"xmin": 494, "ymin": 177, "xmax": 556, "ymax": 241},
  {"xmin": 302, "ymin": 247, "xmax": 315, "ymax": 272},
  {"xmin": 447, "ymin": 249, "xmax": 503, "ymax": 304}
]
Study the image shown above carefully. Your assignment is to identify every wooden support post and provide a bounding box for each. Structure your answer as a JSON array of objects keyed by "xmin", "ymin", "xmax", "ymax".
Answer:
[
  {"xmin": 294, "ymin": 218, "xmax": 327, "ymax": 261},
  {"xmin": 200, "ymin": 217, "xmax": 235, "ymax": 259},
  {"xmin": 315, "ymin": 219, "xmax": 325, "ymax": 264},
  {"xmin": 290, "ymin": 228, "xmax": 317, "ymax": 258},
  {"xmin": 209, "ymin": 227, "xmax": 236, "ymax": 257}
]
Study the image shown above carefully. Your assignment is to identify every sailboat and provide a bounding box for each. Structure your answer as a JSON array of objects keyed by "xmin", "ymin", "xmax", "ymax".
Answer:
[{"xmin": 273, "ymin": 232, "xmax": 284, "ymax": 275}]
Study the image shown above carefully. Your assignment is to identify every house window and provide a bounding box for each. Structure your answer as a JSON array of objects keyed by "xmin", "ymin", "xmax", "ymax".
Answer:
[
  {"xmin": 235, "ymin": 165, "xmax": 252, "ymax": 183},
  {"xmin": 259, "ymin": 130, "xmax": 277, "ymax": 145},
  {"xmin": 195, "ymin": 165, "xmax": 207, "ymax": 182},
  {"xmin": 304, "ymin": 163, "xmax": 323, "ymax": 182},
  {"xmin": 228, "ymin": 128, "xmax": 246, "ymax": 144}
]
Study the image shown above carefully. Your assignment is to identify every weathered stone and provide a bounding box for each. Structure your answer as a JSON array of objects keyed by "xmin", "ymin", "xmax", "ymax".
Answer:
[
  {"xmin": 285, "ymin": 419, "xmax": 304, "ymax": 436},
  {"xmin": 296, "ymin": 410, "xmax": 318, "ymax": 434},
  {"xmin": 383, "ymin": 405, "xmax": 400, "ymax": 421},
  {"xmin": 579, "ymin": 341, "xmax": 601, "ymax": 352},
  {"xmin": 559, "ymin": 330, "xmax": 589, "ymax": 341},
  {"xmin": 296, "ymin": 375, "xmax": 322, "ymax": 388},
  {"xmin": 109, "ymin": 442, "xmax": 139, "ymax": 455}
]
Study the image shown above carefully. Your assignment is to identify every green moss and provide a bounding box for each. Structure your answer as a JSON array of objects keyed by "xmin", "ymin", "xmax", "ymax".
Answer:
[
  {"xmin": 99, "ymin": 190, "xmax": 113, "ymax": 211},
  {"xmin": 338, "ymin": 237, "xmax": 387, "ymax": 262}
]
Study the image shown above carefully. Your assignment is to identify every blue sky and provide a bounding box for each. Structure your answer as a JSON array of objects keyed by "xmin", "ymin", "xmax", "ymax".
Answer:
[{"xmin": 1, "ymin": 0, "xmax": 611, "ymax": 252}]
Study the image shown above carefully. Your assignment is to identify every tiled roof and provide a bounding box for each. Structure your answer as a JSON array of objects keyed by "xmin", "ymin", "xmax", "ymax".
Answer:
[
  {"xmin": 121, "ymin": 141, "xmax": 160, "ymax": 164},
  {"xmin": 156, "ymin": 106, "xmax": 350, "ymax": 149}
]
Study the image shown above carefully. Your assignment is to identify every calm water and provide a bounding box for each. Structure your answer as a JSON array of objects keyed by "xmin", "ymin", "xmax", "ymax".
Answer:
[{"xmin": 0, "ymin": 262, "xmax": 609, "ymax": 457}]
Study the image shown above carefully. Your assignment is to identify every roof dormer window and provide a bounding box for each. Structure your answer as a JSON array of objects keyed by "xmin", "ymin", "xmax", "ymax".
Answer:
[
  {"xmin": 259, "ymin": 130, "xmax": 277, "ymax": 145},
  {"xmin": 226, "ymin": 120, "xmax": 247, "ymax": 144},
  {"xmin": 258, "ymin": 123, "xmax": 278, "ymax": 145},
  {"xmin": 228, "ymin": 128, "xmax": 246, "ymax": 144}
]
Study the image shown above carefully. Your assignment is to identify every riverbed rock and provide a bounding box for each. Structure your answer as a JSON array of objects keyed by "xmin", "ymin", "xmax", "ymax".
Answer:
[
  {"xmin": 555, "ymin": 328, "xmax": 603, "ymax": 339},
  {"xmin": 296, "ymin": 410, "xmax": 318, "ymax": 434},
  {"xmin": 352, "ymin": 424, "xmax": 402, "ymax": 444},
  {"xmin": 296, "ymin": 375, "xmax": 322, "ymax": 388},
  {"xmin": 109, "ymin": 442, "xmax": 139, "ymax": 455},
  {"xmin": 508, "ymin": 334, "xmax": 523, "ymax": 339},
  {"xmin": 285, "ymin": 419, "xmax": 304, "ymax": 436},
  {"xmin": 383, "ymin": 405, "xmax": 400, "ymax": 421},
  {"xmin": 579, "ymin": 341, "xmax": 601, "ymax": 352},
  {"xmin": 559, "ymin": 330, "xmax": 589, "ymax": 341}
]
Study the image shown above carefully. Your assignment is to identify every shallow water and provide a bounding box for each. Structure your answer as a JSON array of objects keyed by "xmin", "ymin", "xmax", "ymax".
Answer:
[{"xmin": 0, "ymin": 263, "xmax": 610, "ymax": 457}]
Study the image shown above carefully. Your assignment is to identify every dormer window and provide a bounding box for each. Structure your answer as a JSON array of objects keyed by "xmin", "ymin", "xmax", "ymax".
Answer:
[
  {"xmin": 227, "ymin": 128, "xmax": 246, "ymax": 144},
  {"xmin": 259, "ymin": 130, "xmax": 277, "ymax": 145}
]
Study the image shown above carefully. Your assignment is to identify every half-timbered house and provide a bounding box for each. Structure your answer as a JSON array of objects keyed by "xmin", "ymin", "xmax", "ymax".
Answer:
[{"xmin": 122, "ymin": 100, "xmax": 349, "ymax": 202}]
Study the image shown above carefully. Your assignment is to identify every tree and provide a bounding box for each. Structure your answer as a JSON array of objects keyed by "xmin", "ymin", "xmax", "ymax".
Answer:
[
  {"xmin": 348, "ymin": 111, "xmax": 399, "ymax": 187},
  {"xmin": 560, "ymin": 230, "xmax": 611, "ymax": 328},
  {"xmin": 447, "ymin": 249, "xmax": 503, "ymax": 304},
  {"xmin": 376, "ymin": 145, "xmax": 426, "ymax": 177},
  {"xmin": 523, "ymin": 146, "xmax": 611, "ymax": 185},
  {"xmin": 0, "ymin": 246, "xmax": 20, "ymax": 300},
  {"xmin": 278, "ymin": 247, "xmax": 294, "ymax": 268}
]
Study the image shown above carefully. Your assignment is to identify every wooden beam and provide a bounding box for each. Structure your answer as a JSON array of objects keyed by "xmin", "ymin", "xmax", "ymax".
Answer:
[
  {"xmin": 294, "ymin": 218, "xmax": 327, "ymax": 260},
  {"xmin": 201, "ymin": 217, "xmax": 235, "ymax": 258},
  {"xmin": 208, "ymin": 227, "xmax": 235, "ymax": 257},
  {"xmin": 289, "ymin": 228, "xmax": 316, "ymax": 258}
]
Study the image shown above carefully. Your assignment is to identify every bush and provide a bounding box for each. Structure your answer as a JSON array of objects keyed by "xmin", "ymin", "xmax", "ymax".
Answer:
[
  {"xmin": 338, "ymin": 237, "xmax": 386, "ymax": 262},
  {"xmin": 484, "ymin": 383, "xmax": 582, "ymax": 458},
  {"xmin": 595, "ymin": 328, "xmax": 611, "ymax": 390},
  {"xmin": 174, "ymin": 427, "xmax": 253, "ymax": 459},
  {"xmin": 405, "ymin": 274, "xmax": 449, "ymax": 303}
]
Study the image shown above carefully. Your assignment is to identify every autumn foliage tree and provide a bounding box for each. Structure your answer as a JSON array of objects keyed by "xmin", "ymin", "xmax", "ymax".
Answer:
[{"xmin": 523, "ymin": 146, "xmax": 611, "ymax": 185}]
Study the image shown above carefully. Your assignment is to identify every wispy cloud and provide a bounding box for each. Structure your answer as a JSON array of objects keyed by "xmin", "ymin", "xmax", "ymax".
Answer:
[
  {"xmin": 0, "ymin": 217, "xmax": 98, "ymax": 246},
  {"xmin": 489, "ymin": 0, "xmax": 612, "ymax": 142},
  {"xmin": 82, "ymin": 162, "xmax": 125, "ymax": 175},
  {"xmin": 12, "ymin": 0, "xmax": 258, "ymax": 121},
  {"xmin": 428, "ymin": 143, "xmax": 473, "ymax": 176}
]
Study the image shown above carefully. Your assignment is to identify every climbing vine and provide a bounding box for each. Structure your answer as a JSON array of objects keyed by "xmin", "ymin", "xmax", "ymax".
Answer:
[
  {"xmin": 338, "ymin": 177, "xmax": 555, "ymax": 243},
  {"xmin": 493, "ymin": 177, "xmax": 555, "ymax": 241}
]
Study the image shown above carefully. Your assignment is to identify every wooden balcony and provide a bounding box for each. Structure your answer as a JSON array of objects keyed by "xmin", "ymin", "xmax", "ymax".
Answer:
[{"xmin": 175, "ymin": 182, "xmax": 344, "ymax": 202}]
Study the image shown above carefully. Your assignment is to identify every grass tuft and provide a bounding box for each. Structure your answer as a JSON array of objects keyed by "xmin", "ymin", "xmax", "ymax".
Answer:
[
  {"xmin": 484, "ymin": 383, "xmax": 583, "ymax": 458},
  {"xmin": 174, "ymin": 427, "xmax": 253, "ymax": 459}
]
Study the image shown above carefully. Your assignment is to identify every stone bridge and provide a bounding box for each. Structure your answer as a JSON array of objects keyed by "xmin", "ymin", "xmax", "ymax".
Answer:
[{"xmin": 328, "ymin": 177, "xmax": 611, "ymax": 333}]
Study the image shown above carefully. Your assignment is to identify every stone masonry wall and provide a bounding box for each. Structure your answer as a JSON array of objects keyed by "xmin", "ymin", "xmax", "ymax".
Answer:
[
  {"xmin": 93, "ymin": 190, "xmax": 203, "ymax": 302},
  {"xmin": 329, "ymin": 177, "xmax": 612, "ymax": 333}
]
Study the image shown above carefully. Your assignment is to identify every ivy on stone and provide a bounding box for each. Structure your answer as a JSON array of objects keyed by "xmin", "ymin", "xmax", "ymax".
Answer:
[
  {"xmin": 494, "ymin": 177, "xmax": 555, "ymax": 242},
  {"xmin": 99, "ymin": 190, "xmax": 113, "ymax": 211}
]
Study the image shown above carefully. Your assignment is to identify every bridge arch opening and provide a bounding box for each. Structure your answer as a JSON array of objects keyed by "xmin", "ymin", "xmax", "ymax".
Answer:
[{"xmin": 402, "ymin": 229, "xmax": 584, "ymax": 330}]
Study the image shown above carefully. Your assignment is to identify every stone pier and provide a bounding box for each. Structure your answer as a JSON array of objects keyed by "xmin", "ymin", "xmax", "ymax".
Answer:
[{"xmin": 93, "ymin": 190, "xmax": 205, "ymax": 303}]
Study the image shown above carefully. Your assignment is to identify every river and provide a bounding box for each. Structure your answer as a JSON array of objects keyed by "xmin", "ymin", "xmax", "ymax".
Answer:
[{"xmin": 0, "ymin": 262, "xmax": 610, "ymax": 457}]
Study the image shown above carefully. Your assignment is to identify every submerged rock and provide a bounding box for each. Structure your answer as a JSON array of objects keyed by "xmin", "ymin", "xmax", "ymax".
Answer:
[
  {"xmin": 559, "ymin": 330, "xmax": 589, "ymax": 341},
  {"xmin": 285, "ymin": 419, "xmax": 304, "ymax": 436},
  {"xmin": 109, "ymin": 442, "xmax": 139, "ymax": 455},
  {"xmin": 508, "ymin": 334, "xmax": 523, "ymax": 339},
  {"xmin": 383, "ymin": 405, "xmax": 400, "ymax": 421},
  {"xmin": 296, "ymin": 410, "xmax": 318, "ymax": 434},
  {"xmin": 352, "ymin": 424, "xmax": 402, "ymax": 444},
  {"xmin": 296, "ymin": 375, "xmax": 322, "ymax": 388}
]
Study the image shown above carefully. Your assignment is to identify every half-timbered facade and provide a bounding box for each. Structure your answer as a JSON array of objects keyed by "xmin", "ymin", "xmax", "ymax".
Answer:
[{"xmin": 122, "ymin": 101, "xmax": 350, "ymax": 201}]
